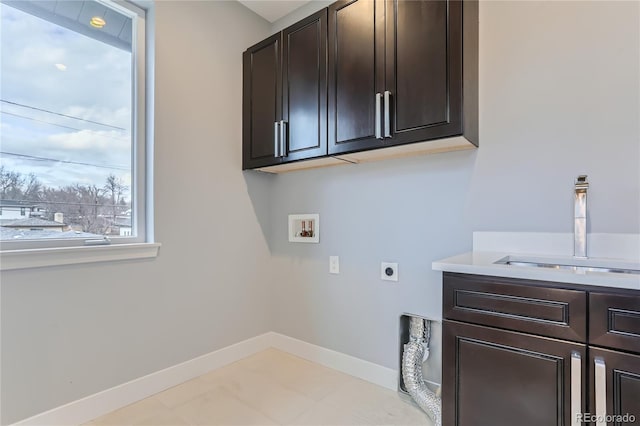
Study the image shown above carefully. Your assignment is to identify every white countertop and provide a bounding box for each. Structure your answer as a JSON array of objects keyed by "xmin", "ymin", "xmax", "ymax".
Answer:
[{"xmin": 432, "ymin": 251, "xmax": 640, "ymax": 290}]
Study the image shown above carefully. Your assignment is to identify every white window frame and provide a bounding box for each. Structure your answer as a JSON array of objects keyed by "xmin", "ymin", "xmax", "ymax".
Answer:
[{"xmin": 0, "ymin": 0, "xmax": 158, "ymax": 269}]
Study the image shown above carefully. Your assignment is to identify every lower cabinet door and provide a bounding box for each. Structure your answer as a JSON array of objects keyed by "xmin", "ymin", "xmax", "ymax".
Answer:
[
  {"xmin": 443, "ymin": 320, "xmax": 586, "ymax": 426},
  {"xmin": 589, "ymin": 347, "xmax": 640, "ymax": 426}
]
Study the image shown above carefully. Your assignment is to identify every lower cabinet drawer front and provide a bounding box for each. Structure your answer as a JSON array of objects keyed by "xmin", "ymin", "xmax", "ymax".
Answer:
[
  {"xmin": 443, "ymin": 320, "xmax": 586, "ymax": 426},
  {"xmin": 443, "ymin": 273, "xmax": 587, "ymax": 342},
  {"xmin": 590, "ymin": 292, "xmax": 640, "ymax": 353}
]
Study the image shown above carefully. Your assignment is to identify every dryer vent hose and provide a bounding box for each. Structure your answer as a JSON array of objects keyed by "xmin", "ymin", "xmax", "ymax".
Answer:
[{"xmin": 401, "ymin": 317, "xmax": 442, "ymax": 426}]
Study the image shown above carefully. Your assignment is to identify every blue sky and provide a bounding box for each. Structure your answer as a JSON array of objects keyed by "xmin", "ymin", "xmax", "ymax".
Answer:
[{"xmin": 0, "ymin": 2, "xmax": 132, "ymax": 194}]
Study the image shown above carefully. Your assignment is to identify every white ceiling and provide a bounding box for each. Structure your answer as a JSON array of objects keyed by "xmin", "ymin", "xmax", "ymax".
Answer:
[
  {"xmin": 238, "ymin": 0, "xmax": 311, "ymax": 23},
  {"xmin": 5, "ymin": 0, "xmax": 132, "ymax": 50}
]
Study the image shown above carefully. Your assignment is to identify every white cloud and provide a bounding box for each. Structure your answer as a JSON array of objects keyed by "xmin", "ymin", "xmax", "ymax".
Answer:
[{"xmin": 0, "ymin": 2, "xmax": 134, "ymax": 193}]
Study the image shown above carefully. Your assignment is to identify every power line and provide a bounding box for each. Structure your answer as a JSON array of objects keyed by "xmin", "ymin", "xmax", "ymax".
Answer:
[
  {"xmin": 0, "ymin": 99, "xmax": 127, "ymax": 131},
  {"xmin": 1, "ymin": 151, "xmax": 130, "ymax": 171},
  {"xmin": 1, "ymin": 110, "xmax": 129, "ymax": 141},
  {"xmin": 2, "ymin": 111, "xmax": 91, "ymax": 132},
  {"xmin": 3, "ymin": 199, "xmax": 131, "ymax": 208}
]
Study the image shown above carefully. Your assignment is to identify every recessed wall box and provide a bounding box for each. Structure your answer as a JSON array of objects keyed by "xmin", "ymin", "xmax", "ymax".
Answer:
[{"xmin": 288, "ymin": 214, "xmax": 319, "ymax": 243}]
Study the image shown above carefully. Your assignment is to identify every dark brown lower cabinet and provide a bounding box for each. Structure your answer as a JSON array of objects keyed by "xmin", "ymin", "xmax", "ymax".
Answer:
[
  {"xmin": 443, "ymin": 273, "xmax": 640, "ymax": 426},
  {"xmin": 443, "ymin": 320, "xmax": 586, "ymax": 426},
  {"xmin": 589, "ymin": 348, "xmax": 640, "ymax": 426},
  {"xmin": 589, "ymin": 291, "xmax": 640, "ymax": 354}
]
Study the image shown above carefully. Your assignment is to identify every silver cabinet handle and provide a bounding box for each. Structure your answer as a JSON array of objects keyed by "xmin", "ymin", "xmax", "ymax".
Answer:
[
  {"xmin": 280, "ymin": 120, "xmax": 287, "ymax": 157},
  {"xmin": 594, "ymin": 357, "xmax": 606, "ymax": 425},
  {"xmin": 375, "ymin": 93, "xmax": 382, "ymax": 139},
  {"xmin": 274, "ymin": 121, "xmax": 280, "ymax": 158},
  {"xmin": 571, "ymin": 351, "xmax": 582, "ymax": 426},
  {"xmin": 384, "ymin": 90, "xmax": 392, "ymax": 138}
]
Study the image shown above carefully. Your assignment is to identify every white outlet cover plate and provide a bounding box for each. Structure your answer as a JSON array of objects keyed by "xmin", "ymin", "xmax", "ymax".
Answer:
[
  {"xmin": 381, "ymin": 262, "xmax": 398, "ymax": 281},
  {"xmin": 329, "ymin": 256, "xmax": 339, "ymax": 274}
]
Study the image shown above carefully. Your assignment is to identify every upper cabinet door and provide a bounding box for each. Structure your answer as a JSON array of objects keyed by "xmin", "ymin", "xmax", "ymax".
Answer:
[
  {"xmin": 243, "ymin": 34, "xmax": 282, "ymax": 170},
  {"xmin": 384, "ymin": 0, "xmax": 463, "ymax": 145},
  {"xmin": 328, "ymin": 0, "xmax": 385, "ymax": 155},
  {"xmin": 282, "ymin": 10, "xmax": 328, "ymax": 162}
]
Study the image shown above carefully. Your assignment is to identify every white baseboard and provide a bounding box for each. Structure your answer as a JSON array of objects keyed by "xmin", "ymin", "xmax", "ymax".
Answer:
[
  {"xmin": 12, "ymin": 333, "xmax": 273, "ymax": 426},
  {"xmin": 11, "ymin": 332, "xmax": 400, "ymax": 426},
  {"xmin": 268, "ymin": 333, "xmax": 439, "ymax": 393},
  {"xmin": 269, "ymin": 332, "xmax": 398, "ymax": 391}
]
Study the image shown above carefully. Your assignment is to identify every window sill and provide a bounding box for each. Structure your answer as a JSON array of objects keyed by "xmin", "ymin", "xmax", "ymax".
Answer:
[{"xmin": 0, "ymin": 242, "xmax": 161, "ymax": 271}]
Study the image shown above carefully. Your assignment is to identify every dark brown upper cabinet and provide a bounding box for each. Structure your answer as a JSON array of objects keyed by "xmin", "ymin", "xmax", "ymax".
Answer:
[
  {"xmin": 327, "ymin": 0, "xmax": 385, "ymax": 155},
  {"xmin": 328, "ymin": 0, "xmax": 478, "ymax": 156},
  {"xmin": 243, "ymin": 0, "xmax": 478, "ymax": 172},
  {"xmin": 242, "ymin": 10, "xmax": 328, "ymax": 170},
  {"xmin": 243, "ymin": 33, "xmax": 281, "ymax": 169}
]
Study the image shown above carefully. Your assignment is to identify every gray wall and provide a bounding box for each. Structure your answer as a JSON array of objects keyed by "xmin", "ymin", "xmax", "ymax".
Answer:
[
  {"xmin": 1, "ymin": 1, "xmax": 638, "ymax": 423},
  {"xmin": 267, "ymin": 0, "xmax": 640, "ymax": 376},
  {"xmin": 0, "ymin": 2, "xmax": 273, "ymax": 424},
  {"xmin": 270, "ymin": 0, "xmax": 333, "ymax": 31}
]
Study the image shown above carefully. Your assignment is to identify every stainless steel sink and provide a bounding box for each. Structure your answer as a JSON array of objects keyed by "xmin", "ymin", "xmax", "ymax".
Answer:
[{"xmin": 494, "ymin": 255, "xmax": 640, "ymax": 275}]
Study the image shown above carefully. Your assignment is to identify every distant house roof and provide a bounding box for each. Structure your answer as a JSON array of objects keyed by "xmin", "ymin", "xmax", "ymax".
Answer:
[
  {"xmin": 0, "ymin": 199, "xmax": 40, "ymax": 208},
  {"xmin": 0, "ymin": 227, "xmax": 101, "ymax": 241},
  {"xmin": 4, "ymin": 217, "xmax": 66, "ymax": 228},
  {"xmin": 113, "ymin": 220, "xmax": 132, "ymax": 227}
]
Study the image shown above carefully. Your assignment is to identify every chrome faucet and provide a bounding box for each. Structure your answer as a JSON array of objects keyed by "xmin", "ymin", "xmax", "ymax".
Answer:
[{"xmin": 574, "ymin": 175, "xmax": 589, "ymax": 258}]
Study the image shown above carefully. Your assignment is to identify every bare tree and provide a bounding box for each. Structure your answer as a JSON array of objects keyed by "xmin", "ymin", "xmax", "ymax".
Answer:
[
  {"xmin": 75, "ymin": 184, "xmax": 106, "ymax": 233},
  {"xmin": 23, "ymin": 173, "xmax": 43, "ymax": 201},
  {"xmin": 1, "ymin": 167, "xmax": 131, "ymax": 235},
  {"xmin": 0, "ymin": 165, "xmax": 26, "ymax": 199},
  {"xmin": 41, "ymin": 184, "xmax": 107, "ymax": 233},
  {"xmin": 103, "ymin": 174, "xmax": 127, "ymax": 225},
  {"xmin": 42, "ymin": 185, "xmax": 82, "ymax": 225}
]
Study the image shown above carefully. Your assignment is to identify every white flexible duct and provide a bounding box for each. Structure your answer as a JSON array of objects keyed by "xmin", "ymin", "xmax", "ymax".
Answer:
[{"xmin": 402, "ymin": 317, "xmax": 442, "ymax": 426}]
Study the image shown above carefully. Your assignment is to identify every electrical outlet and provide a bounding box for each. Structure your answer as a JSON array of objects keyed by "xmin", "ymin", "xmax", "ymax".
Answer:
[
  {"xmin": 381, "ymin": 262, "xmax": 398, "ymax": 281},
  {"xmin": 329, "ymin": 256, "xmax": 340, "ymax": 274}
]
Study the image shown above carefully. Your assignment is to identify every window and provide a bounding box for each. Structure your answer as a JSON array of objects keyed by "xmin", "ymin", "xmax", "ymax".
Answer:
[{"xmin": 0, "ymin": 0, "xmax": 149, "ymax": 250}]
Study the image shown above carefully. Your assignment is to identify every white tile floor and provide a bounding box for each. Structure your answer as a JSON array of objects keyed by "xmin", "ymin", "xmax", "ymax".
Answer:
[{"xmin": 87, "ymin": 349, "xmax": 433, "ymax": 426}]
